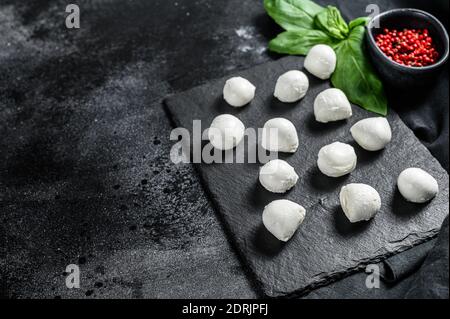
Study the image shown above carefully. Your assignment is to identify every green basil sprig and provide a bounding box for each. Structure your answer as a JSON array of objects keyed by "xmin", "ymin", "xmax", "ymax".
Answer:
[
  {"xmin": 264, "ymin": 0, "xmax": 387, "ymax": 115},
  {"xmin": 314, "ymin": 6, "xmax": 349, "ymax": 40},
  {"xmin": 264, "ymin": 0, "xmax": 324, "ymax": 30},
  {"xmin": 348, "ymin": 16, "xmax": 371, "ymax": 30},
  {"xmin": 269, "ymin": 29, "xmax": 340, "ymax": 55},
  {"xmin": 332, "ymin": 25, "xmax": 387, "ymax": 115}
]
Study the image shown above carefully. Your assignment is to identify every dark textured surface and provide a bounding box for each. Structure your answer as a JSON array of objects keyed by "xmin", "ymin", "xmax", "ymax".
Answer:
[
  {"xmin": 1, "ymin": 0, "xmax": 448, "ymax": 299},
  {"xmin": 1, "ymin": 0, "xmax": 272, "ymax": 299},
  {"xmin": 165, "ymin": 56, "xmax": 449, "ymax": 297},
  {"xmin": 404, "ymin": 216, "xmax": 449, "ymax": 298}
]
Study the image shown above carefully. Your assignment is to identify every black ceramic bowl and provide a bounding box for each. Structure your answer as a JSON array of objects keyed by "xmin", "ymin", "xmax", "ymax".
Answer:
[{"xmin": 366, "ymin": 8, "xmax": 449, "ymax": 88}]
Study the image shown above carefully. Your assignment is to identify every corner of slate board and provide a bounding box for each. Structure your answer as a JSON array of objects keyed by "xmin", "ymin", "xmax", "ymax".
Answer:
[{"xmin": 163, "ymin": 56, "xmax": 449, "ymax": 298}]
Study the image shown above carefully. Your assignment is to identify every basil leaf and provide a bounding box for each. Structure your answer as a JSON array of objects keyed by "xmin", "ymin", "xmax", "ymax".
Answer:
[
  {"xmin": 331, "ymin": 26, "xmax": 387, "ymax": 115},
  {"xmin": 264, "ymin": 0, "xmax": 325, "ymax": 31},
  {"xmin": 314, "ymin": 6, "xmax": 349, "ymax": 40},
  {"xmin": 269, "ymin": 29, "xmax": 338, "ymax": 55},
  {"xmin": 348, "ymin": 16, "xmax": 370, "ymax": 30}
]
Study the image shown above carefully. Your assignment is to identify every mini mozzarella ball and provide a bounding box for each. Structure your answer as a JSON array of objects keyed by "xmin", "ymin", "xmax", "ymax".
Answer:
[
  {"xmin": 314, "ymin": 88, "xmax": 352, "ymax": 123},
  {"xmin": 304, "ymin": 44, "xmax": 337, "ymax": 80},
  {"xmin": 274, "ymin": 70, "xmax": 309, "ymax": 103},
  {"xmin": 397, "ymin": 168, "xmax": 439, "ymax": 203},
  {"xmin": 317, "ymin": 142, "xmax": 357, "ymax": 177},
  {"xmin": 262, "ymin": 199, "xmax": 306, "ymax": 242},
  {"xmin": 350, "ymin": 117, "xmax": 392, "ymax": 151},
  {"xmin": 223, "ymin": 76, "xmax": 256, "ymax": 107},
  {"xmin": 259, "ymin": 159, "xmax": 299, "ymax": 193},
  {"xmin": 339, "ymin": 183, "xmax": 381, "ymax": 223},
  {"xmin": 208, "ymin": 114, "xmax": 245, "ymax": 150},
  {"xmin": 261, "ymin": 118, "xmax": 299, "ymax": 153}
]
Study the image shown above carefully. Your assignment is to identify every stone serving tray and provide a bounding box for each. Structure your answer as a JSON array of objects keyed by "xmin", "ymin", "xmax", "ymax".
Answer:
[{"xmin": 164, "ymin": 56, "xmax": 449, "ymax": 297}]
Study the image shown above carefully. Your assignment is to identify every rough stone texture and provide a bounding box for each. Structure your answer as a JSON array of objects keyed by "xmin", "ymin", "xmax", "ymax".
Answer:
[
  {"xmin": 1, "ymin": 0, "xmax": 448, "ymax": 299},
  {"xmin": 165, "ymin": 56, "xmax": 449, "ymax": 297},
  {"xmin": 1, "ymin": 0, "xmax": 274, "ymax": 299}
]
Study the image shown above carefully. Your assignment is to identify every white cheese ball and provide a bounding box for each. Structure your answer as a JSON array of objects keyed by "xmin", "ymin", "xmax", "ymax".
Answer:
[
  {"xmin": 304, "ymin": 44, "xmax": 337, "ymax": 80},
  {"xmin": 314, "ymin": 88, "xmax": 352, "ymax": 123},
  {"xmin": 261, "ymin": 118, "xmax": 299, "ymax": 153},
  {"xmin": 259, "ymin": 159, "xmax": 299, "ymax": 193},
  {"xmin": 339, "ymin": 183, "xmax": 381, "ymax": 223},
  {"xmin": 208, "ymin": 114, "xmax": 245, "ymax": 150},
  {"xmin": 317, "ymin": 142, "xmax": 357, "ymax": 177},
  {"xmin": 274, "ymin": 70, "xmax": 309, "ymax": 103},
  {"xmin": 350, "ymin": 117, "xmax": 392, "ymax": 151},
  {"xmin": 262, "ymin": 199, "xmax": 306, "ymax": 242},
  {"xmin": 223, "ymin": 76, "xmax": 256, "ymax": 107},
  {"xmin": 397, "ymin": 168, "xmax": 439, "ymax": 203}
]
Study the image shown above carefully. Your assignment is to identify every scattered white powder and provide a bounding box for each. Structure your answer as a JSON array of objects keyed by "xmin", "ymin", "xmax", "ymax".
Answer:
[
  {"xmin": 234, "ymin": 25, "xmax": 266, "ymax": 56},
  {"xmin": 256, "ymin": 46, "xmax": 266, "ymax": 55},
  {"xmin": 235, "ymin": 26, "xmax": 255, "ymax": 40},
  {"xmin": 237, "ymin": 45, "xmax": 252, "ymax": 53}
]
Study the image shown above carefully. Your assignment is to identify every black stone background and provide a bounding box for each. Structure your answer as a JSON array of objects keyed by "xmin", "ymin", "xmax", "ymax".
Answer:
[
  {"xmin": 0, "ymin": 0, "xmax": 448, "ymax": 298},
  {"xmin": 165, "ymin": 56, "xmax": 449, "ymax": 298}
]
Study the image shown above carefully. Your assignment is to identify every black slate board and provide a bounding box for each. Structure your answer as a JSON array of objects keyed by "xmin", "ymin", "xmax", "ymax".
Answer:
[{"xmin": 164, "ymin": 56, "xmax": 449, "ymax": 297}]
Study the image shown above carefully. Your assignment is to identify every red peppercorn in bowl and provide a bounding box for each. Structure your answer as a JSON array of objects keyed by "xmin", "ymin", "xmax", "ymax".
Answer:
[
  {"xmin": 376, "ymin": 28, "xmax": 439, "ymax": 67},
  {"xmin": 366, "ymin": 9, "xmax": 449, "ymax": 88}
]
